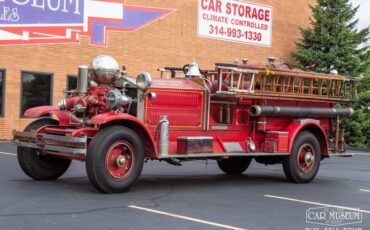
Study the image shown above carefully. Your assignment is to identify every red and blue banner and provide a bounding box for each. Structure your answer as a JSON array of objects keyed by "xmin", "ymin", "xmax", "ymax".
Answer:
[{"xmin": 0, "ymin": 0, "xmax": 175, "ymax": 46}]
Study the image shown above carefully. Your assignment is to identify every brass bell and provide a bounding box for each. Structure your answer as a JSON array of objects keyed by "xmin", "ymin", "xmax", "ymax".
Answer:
[{"xmin": 186, "ymin": 59, "xmax": 202, "ymax": 78}]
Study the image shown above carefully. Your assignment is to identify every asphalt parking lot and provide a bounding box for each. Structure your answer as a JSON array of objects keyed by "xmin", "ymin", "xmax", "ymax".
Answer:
[{"xmin": 0, "ymin": 141, "xmax": 369, "ymax": 230}]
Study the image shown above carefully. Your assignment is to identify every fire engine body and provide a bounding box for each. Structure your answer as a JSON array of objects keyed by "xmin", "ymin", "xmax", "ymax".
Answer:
[{"xmin": 12, "ymin": 55, "xmax": 356, "ymax": 193}]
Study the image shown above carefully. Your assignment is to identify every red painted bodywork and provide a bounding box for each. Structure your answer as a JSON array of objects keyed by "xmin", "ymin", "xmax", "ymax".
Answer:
[
  {"xmin": 91, "ymin": 112, "xmax": 158, "ymax": 158},
  {"xmin": 141, "ymin": 78, "xmax": 332, "ymax": 157},
  {"xmin": 21, "ymin": 74, "xmax": 333, "ymax": 159},
  {"xmin": 25, "ymin": 106, "xmax": 81, "ymax": 126},
  {"xmin": 284, "ymin": 121, "xmax": 329, "ymax": 156},
  {"xmin": 145, "ymin": 79, "xmax": 205, "ymax": 129}
]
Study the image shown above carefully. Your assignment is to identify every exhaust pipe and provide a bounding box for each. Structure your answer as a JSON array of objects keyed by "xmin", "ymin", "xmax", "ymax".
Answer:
[{"xmin": 249, "ymin": 105, "xmax": 354, "ymax": 117}]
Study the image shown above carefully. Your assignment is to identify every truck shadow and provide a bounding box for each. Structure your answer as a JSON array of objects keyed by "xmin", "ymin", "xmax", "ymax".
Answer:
[{"xmin": 8, "ymin": 172, "xmax": 331, "ymax": 195}]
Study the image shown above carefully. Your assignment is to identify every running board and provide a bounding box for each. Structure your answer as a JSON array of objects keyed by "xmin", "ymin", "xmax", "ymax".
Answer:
[{"xmin": 158, "ymin": 152, "xmax": 289, "ymax": 159}]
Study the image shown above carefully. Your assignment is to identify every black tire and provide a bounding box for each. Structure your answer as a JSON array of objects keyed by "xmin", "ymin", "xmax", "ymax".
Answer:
[
  {"xmin": 86, "ymin": 126, "xmax": 144, "ymax": 193},
  {"xmin": 17, "ymin": 118, "xmax": 72, "ymax": 180},
  {"xmin": 217, "ymin": 157, "xmax": 252, "ymax": 175},
  {"xmin": 283, "ymin": 131, "xmax": 321, "ymax": 183}
]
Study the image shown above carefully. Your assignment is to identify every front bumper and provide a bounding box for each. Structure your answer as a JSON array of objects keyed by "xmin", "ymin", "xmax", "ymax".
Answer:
[{"xmin": 12, "ymin": 130, "xmax": 87, "ymax": 160}]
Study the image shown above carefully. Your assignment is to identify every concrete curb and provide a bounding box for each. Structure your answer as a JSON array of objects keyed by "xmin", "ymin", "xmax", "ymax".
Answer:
[{"xmin": 348, "ymin": 147, "xmax": 370, "ymax": 153}]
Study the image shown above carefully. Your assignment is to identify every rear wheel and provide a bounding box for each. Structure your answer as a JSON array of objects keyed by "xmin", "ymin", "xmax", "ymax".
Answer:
[
  {"xmin": 86, "ymin": 126, "xmax": 144, "ymax": 193},
  {"xmin": 17, "ymin": 118, "xmax": 72, "ymax": 180},
  {"xmin": 283, "ymin": 131, "xmax": 321, "ymax": 183},
  {"xmin": 217, "ymin": 157, "xmax": 252, "ymax": 175}
]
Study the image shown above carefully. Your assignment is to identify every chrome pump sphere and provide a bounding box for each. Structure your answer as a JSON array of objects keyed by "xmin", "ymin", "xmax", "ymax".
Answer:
[{"xmin": 91, "ymin": 55, "xmax": 120, "ymax": 85}]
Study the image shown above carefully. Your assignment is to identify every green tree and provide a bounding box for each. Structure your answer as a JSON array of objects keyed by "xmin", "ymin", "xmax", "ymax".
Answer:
[
  {"xmin": 292, "ymin": 0, "xmax": 370, "ymax": 147},
  {"xmin": 344, "ymin": 75, "xmax": 370, "ymax": 147},
  {"xmin": 292, "ymin": 0, "xmax": 370, "ymax": 76}
]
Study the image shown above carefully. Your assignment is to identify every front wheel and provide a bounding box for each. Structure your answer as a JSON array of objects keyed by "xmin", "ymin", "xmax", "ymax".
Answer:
[
  {"xmin": 86, "ymin": 126, "xmax": 144, "ymax": 193},
  {"xmin": 17, "ymin": 118, "xmax": 72, "ymax": 180},
  {"xmin": 283, "ymin": 131, "xmax": 321, "ymax": 183}
]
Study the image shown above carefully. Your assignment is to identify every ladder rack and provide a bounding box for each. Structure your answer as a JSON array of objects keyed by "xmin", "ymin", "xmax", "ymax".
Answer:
[{"xmin": 215, "ymin": 64, "xmax": 358, "ymax": 103}]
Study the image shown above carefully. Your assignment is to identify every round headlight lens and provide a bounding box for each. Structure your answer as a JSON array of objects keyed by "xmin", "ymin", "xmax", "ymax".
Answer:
[{"xmin": 136, "ymin": 72, "xmax": 152, "ymax": 90}]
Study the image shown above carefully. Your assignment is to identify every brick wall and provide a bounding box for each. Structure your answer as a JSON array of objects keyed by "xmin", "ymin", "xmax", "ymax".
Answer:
[{"xmin": 0, "ymin": 0, "xmax": 315, "ymax": 139}]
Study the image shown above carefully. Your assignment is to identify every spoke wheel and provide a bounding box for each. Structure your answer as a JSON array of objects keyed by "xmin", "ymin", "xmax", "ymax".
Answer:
[
  {"xmin": 283, "ymin": 131, "xmax": 321, "ymax": 183},
  {"xmin": 86, "ymin": 126, "xmax": 144, "ymax": 193},
  {"xmin": 297, "ymin": 143, "xmax": 316, "ymax": 173},
  {"xmin": 105, "ymin": 141, "xmax": 135, "ymax": 180}
]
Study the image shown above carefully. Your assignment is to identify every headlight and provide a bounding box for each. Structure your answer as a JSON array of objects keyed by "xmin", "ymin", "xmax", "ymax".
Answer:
[{"xmin": 136, "ymin": 72, "xmax": 152, "ymax": 90}]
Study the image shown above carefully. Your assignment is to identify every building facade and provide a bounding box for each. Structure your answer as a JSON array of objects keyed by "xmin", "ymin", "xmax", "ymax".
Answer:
[{"xmin": 0, "ymin": 0, "xmax": 315, "ymax": 139}]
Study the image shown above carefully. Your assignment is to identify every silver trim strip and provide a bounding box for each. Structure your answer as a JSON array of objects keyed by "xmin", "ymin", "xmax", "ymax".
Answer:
[
  {"xmin": 210, "ymin": 101, "xmax": 237, "ymax": 105},
  {"xmin": 177, "ymin": 136, "xmax": 213, "ymax": 140},
  {"xmin": 42, "ymin": 134, "xmax": 87, "ymax": 143},
  {"xmin": 294, "ymin": 119, "xmax": 320, "ymax": 125},
  {"xmin": 158, "ymin": 152, "xmax": 289, "ymax": 159},
  {"xmin": 44, "ymin": 145, "xmax": 86, "ymax": 154},
  {"xmin": 13, "ymin": 141, "xmax": 38, "ymax": 149},
  {"xmin": 14, "ymin": 141, "xmax": 86, "ymax": 154},
  {"xmin": 266, "ymin": 131, "xmax": 289, "ymax": 134},
  {"xmin": 204, "ymin": 87, "xmax": 210, "ymax": 131},
  {"xmin": 137, "ymin": 90, "xmax": 145, "ymax": 121}
]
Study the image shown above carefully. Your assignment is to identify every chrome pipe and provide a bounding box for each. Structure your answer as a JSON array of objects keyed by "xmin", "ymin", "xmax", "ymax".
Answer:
[
  {"xmin": 158, "ymin": 116, "xmax": 169, "ymax": 157},
  {"xmin": 77, "ymin": 65, "xmax": 89, "ymax": 95}
]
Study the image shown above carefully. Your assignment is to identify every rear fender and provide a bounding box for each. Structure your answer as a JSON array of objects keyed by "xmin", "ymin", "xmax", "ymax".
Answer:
[
  {"xmin": 284, "ymin": 119, "xmax": 329, "ymax": 156},
  {"xmin": 91, "ymin": 112, "xmax": 157, "ymax": 158},
  {"xmin": 24, "ymin": 106, "xmax": 81, "ymax": 126}
]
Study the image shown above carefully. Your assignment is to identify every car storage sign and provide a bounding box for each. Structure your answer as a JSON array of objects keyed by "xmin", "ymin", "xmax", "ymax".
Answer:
[
  {"xmin": 0, "ymin": 0, "xmax": 174, "ymax": 46},
  {"xmin": 198, "ymin": 0, "xmax": 272, "ymax": 46}
]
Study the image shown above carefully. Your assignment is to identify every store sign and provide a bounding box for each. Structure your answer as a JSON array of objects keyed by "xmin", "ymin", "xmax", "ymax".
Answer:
[
  {"xmin": 198, "ymin": 0, "xmax": 272, "ymax": 46},
  {"xmin": 0, "ymin": 0, "xmax": 175, "ymax": 46}
]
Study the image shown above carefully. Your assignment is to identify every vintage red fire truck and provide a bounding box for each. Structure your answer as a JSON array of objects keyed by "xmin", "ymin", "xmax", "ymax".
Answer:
[{"xmin": 12, "ymin": 55, "xmax": 357, "ymax": 193}]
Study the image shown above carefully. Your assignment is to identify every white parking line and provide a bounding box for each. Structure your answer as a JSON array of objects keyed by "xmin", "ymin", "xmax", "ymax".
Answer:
[
  {"xmin": 0, "ymin": 151, "xmax": 16, "ymax": 156},
  {"xmin": 360, "ymin": 189, "xmax": 370, "ymax": 193},
  {"xmin": 128, "ymin": 205, "xmax": 247, "ymax": 230},
  {"xmin": 265, "ymin": 195, "xmax": 370, "ymax": 214}
]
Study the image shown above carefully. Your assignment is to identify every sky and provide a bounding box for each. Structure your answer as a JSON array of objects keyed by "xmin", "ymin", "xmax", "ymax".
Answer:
[{"xmin": 351, "ymin": 0, "xmax": 370, "ymax": 29}]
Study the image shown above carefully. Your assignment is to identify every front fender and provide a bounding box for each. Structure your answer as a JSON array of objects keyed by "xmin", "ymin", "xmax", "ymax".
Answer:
[
  {"xmin": 24, "ymin": 106, "xmax": 81, "ymax": 126},
  {"xmin": 90, "ymin": 112, "xmax": 142, "ymax": 125},
  {"xmin": 91, "ymin": 112, "xmax": 158, "ymax": 158}
]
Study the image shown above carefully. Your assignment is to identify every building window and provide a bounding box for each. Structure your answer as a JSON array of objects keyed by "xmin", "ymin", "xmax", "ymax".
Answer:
[
  {"xmin": 0, "ymin": 69, "xmax": 5, "ymax": 117},
  {"xmin": 67, "ymin": 75, "xmax": 77, "ymax": 90},
  {"xmin": 21, "ymin": 71, "xmax": 53, "ymax": 117}
]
